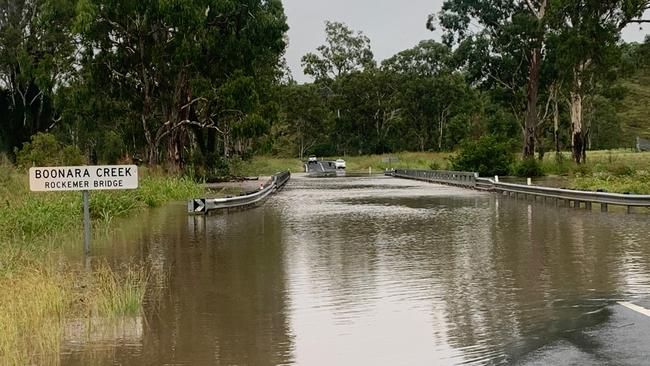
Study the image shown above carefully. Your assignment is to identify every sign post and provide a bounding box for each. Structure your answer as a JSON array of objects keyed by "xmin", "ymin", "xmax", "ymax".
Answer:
[
  {"xmin": 29, "ymin": 165, "xmax": 139, "ymax": 256},
  {"xmin": 83, "ymin": 190, "xmax": 91, "ymax": 256}
]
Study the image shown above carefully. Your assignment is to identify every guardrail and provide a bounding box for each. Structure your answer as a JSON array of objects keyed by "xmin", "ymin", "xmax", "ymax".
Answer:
[
  {"xmin": 188, "ymin": 171, "xmax": 290, "ymax": 214},
  {"xmin": 387, "ymin": 169, "xmax": 477, "ymax": 188},
  {"xmin": 388, "ymin": 169, "xmax": 650, "ymax": 213}
]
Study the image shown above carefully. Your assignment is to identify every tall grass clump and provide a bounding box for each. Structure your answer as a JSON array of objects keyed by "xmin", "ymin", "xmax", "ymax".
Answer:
[
  {"xmin": 89, "ymin": 263, "xmax": 148, "ymax": 318},
  {"xmin": 0, "ymin": 268, "xmax": 69, "ymax": 365},
  {"xmin": 0, "ymin": 161, "xmax": 201, "ymax": 363}
]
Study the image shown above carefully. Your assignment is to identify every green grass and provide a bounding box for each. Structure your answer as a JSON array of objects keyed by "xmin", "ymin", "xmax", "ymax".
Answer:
[
  {"xmin": 239, "ymin": 156, "xmax": 303, "ymax": 176},
  {"xmin": 240, "ymin": 152, "xmax": 453, "ymax": 174},
  {"xmin": 327, "ymin": 152, "xmax": 453, "ymax": 172},
  {"xmin": 0, "ymin": 165, "xmax": 203, "ymax": 365},
  {"xmin": 535, "ymin": 150, "xmax": 650, "ymax": 194},
  {"xmin": 0, "ymin": 267, "xmax": 67, "ymax": 365},
  {"xmin": 90, "ymin": 263, "xmax": 148, "ymax": 318}
]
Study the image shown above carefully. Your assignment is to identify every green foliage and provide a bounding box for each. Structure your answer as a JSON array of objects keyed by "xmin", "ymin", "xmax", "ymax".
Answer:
[
  {"xmin": 15, "ymin": 133, "xmax": 85, "ymax": 168},
  {"xmin": 91, "ymin": 263, "xmax": 147, "ymax": 318},
  {"xmin": 97, "ymin": 131, "xmax": 126, "ymax": 164},
  {"xmin": 571, "ymin": 163, "xmax": 593, "ymax": 177},
  {"xmin": 382, "ymin": 40, "xmax": 452, "ymax": 76},
  {"xmin": 0, "ymin": 0, "xmax": 77, "ymax": 154},
  {"xmin": 301, "ymin": 21, "xmax": 375, "ymax": 80},
  {"xmin": 450, "ymin": 135, "xmax": 514, "ymax": 176},
  {"xmin": 0, "ymin": 169, "xmax": 202, "ymax": 242},
  {"xmin": 512, "ymin": 158, "xmax": 545, "ymax": 177},
  {"xmin": 571, "ymin": 170, "xmax": 650, "ymax": 194},
  {"xmin": 429, "ymin": 161, "xmax": 442, "ymax": 170}
]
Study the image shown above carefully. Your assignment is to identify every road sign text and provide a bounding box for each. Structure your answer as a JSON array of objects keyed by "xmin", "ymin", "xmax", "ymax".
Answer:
[{"xmin": 29, "ymin": 165, "xmax": 138, "ymax": 192}]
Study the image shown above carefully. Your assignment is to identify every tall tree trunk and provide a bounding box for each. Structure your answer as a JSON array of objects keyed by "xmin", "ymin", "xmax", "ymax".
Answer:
[
  {"xmin": 523, "ymin": 47, "xmax": 541, "ymax": 159},
  {"xmin": 570, "ymin": 90, "xmax": 584, "ymax": 164},
  {"xmin": 554, "ymin": 95, "xmax": 561, "ymax": 162},
  {"xmin": 438, "ymin": 118, "xmax": 443, "ymax": 151},
  {"xmin": 570, "ymin": 62, "xmax": 588, "ymax": 164}
]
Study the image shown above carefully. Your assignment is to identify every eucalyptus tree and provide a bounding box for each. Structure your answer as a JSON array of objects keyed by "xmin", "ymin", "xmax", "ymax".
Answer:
[
  {"xmin": 0, "ymin": 0, "xmax": 76, "ymax": 153},
  {"xmin": 381, "ymin": 40, "xmax": 453, "ymax": 77},
  {"xmin": 74, "ymin": 0, "xmax": 288, "ymax": 166},
  {"xmin": 280, "ymin": 83, "xmax": 334, "ymax": 159},
  {"xmin": 545, "ymin": 0, "xmax": 650, "ymax": 163},
  {"xmin": 433, "ymin": 0, "xmax": 550, "ymax": 159},
  {"xmin": 332, "ymin": 69, "xmax": 401, "ymax": 154},
  {"xmin": 382, "ymin": 40, "xmax": 478, "ymax": 151},
  {"xmin": 301, "ymin": 21, "xmax": 375, "ymax": 81}
]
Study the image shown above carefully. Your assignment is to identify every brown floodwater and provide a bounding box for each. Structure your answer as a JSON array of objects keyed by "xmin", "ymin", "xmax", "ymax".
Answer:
[{"xmin": 60, "ymin": 174, "xmax": 650, "ymax": 365}]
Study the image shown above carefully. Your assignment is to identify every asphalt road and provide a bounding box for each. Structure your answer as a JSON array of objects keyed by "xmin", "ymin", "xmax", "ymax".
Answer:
[{"xmin": 518, "ymin": 299, "xmax": 650, "ymax": 366}]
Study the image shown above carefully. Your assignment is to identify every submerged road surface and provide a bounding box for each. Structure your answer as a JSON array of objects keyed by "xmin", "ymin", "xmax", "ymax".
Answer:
[{"xmin": 62, "ymin": 174, "xmax": 650, "ymax": 365}]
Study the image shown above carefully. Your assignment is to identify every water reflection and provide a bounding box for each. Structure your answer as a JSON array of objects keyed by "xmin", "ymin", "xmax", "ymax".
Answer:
[{"xmin": 60, "ymin": 174, "xmax": 650, "ymax": 365}]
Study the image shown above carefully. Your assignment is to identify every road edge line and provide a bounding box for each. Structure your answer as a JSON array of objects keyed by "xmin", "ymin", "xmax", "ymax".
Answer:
[{"xmin": 618, "ymin": 301, "xmax": 650, "ymax": 317}]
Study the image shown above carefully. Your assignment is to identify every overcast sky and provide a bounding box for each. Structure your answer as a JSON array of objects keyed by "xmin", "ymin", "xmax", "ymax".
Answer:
[{"xmin": 282, "ymin": 0, "xmax": 650, "ymax": 83}]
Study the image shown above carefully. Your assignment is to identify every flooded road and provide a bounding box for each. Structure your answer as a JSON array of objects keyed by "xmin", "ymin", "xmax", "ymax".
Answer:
[{"xmin": 61, "ymin": 174, "xmax": 650, "ymax": 365}]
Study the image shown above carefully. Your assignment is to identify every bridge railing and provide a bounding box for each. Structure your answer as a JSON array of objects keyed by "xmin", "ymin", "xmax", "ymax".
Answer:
[
  {"xmin": 387, "ymin": 169, "xmax": 478, "ymax": 188},
  {"xmin": 489, "ymin": 179, "xmax": 650, "ymax": 212},
  {"xmin": 188, "ymin": 171, "xmax": 290, "ymax": 214},
  {"xmin": 388, "ymin": 169, "xmax": 650, "ymax": 212}
]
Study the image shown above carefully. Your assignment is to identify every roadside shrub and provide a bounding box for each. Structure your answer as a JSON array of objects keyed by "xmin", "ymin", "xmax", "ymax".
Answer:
[
  {"xmin": 512, "ymin": 158, "xmax": 545, "ymax": 177},
  {"xmin": 229, "ymin": 155, "xmax": 244, "ymax": 177},
  {"xmin": 429, "ymin": 161, "xmax": 441, "ymax": 171},
  {"xmin": 16, "ymin": 133, "xmax": 85, "ymax": 168},
  {"xmin": 542, "ymin": 154, "xmax": 572, "ymax": 175},
  {"xmin": 606, "ymin": 163, "xmax": 635, "ymax": 176},
  {"xmin": 571, "ymin": 163, "xmax": 592, "ymax": 177},
  {"xmin": 61, "ymin": 145, "xmax": 84, "ymax": 165},
  {"xmin": 450, "ymin": 135, "xmax": 514, "ymax": 177}
]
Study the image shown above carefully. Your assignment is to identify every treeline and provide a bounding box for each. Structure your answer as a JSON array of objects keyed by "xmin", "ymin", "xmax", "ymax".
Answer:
[
  {"xmin": 0, "ymin": 0, "xmax": 288, "ymax": 169},
  {"xmin": 1, "ymin": 0, "xmax": 649, "ymax": 172},
  {"xmin": 283, "ymin": 0, "xmax": 650, "ymax": 164}
]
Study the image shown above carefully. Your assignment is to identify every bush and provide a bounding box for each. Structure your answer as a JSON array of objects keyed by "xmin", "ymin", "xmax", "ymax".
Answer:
[
  {"xmin": 606, "ymin": 163, "xmax": 635, "ymax": 176},
  {"xmin": 450, "ymin": 135, "xmax": 514, "ymax": 177},
  {"xmin": 429, "ymin": 161, "xmax": 441, "ymax": 171},
  {"xmin": 15, "ymin": 133, "xmax": 85, "ymax": 168},
  {"xmin": 97, "ymin": 131, "xmax": 126, "ymax": 164},
  {"xmin": 512, "ymin": 158, "xmax": 545, "ymax": 177},
  {"xmin": 571, "ymin": 163, "xmax": 592, "ymax": 177}
]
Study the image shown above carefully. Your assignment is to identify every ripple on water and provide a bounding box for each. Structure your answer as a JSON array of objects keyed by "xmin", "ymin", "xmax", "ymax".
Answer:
[{"xmin": 60, "ymin": 174, "xmax": 650, "ymax": 366}]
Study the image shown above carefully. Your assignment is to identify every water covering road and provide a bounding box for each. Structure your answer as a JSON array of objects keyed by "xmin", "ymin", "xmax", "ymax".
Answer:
[{"xmin": 61, "ymin": 174, "xmax": 650, "ymax": 365}]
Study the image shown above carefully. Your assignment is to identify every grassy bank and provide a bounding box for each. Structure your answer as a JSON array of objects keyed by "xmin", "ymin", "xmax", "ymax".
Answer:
[
  {"xmin": 241, "ymin": 150, "xmax": 650, "ymax": 194},
  {"xmin": 0, "ymin": 166, "xmax": 202, "ymax": 365},
  {"xmin": 239, "ymin": 152, "xmax": 452, "ymax": 175},
  {"xmin": 538, "ymin": 150, "xmax": 650, "ymax": 194}
]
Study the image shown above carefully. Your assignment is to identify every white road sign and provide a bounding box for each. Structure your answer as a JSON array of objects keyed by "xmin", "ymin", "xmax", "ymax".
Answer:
[{"xmin": 29, "ymin": 165, "xmax": 139, "ymax": 192}]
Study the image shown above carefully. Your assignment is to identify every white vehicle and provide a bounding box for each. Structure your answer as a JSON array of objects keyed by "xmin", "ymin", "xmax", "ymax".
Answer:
[
  {"xmin": 308, "ymin": 155, "xmax": 317, "ymax": 162},
  {"xmin": 335, "ymin": 158, "xmax": 346, "ymax": 169}
]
